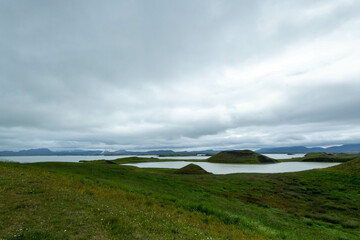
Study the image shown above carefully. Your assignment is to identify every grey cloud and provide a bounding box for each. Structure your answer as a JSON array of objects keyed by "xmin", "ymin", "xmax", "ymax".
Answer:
[{"xmin": 1, "ymin": 0, "xmax": 360, "ymax": 151}]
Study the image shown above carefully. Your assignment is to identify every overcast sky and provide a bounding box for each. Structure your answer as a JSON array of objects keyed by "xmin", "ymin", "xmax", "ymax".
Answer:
[{"xmin": 1, "ymin": 0, "xmax": 360, "ymax": 151}]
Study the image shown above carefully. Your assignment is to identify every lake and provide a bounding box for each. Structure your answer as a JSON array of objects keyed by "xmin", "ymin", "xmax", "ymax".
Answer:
[
  {"xmin": 0, "ymin": 154, "xmax": 337, "ymax": 174},
  {"xmin": 123, "ymin": 161, "xmax": 340, "ymax": 174},
  {"xmin": 0, "ymin": 155, "xmax": 204, "ymax": 163},
  {"xmin": 0, "ymin": 153, "xmax": 304, "ymax": 163}
]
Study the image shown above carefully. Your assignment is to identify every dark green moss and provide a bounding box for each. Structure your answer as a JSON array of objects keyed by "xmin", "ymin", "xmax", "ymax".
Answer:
[
  {"xmin": 302, "ymin": 152, "xmax": 358, "ymax": 162},
  {"xmin": 208, "ymin": 150, "xmax": 277, "ymax": 163},
  {"xmin": 328, "ymin": 158, "xmax": 360, "ymax": 174},
  {"xmin": 175, "ymin": 164, "xmax": 209, "ymax": 175},
  {"xmin": 104, "ymin": 160, "xmax": 117, "ymax": 164}
]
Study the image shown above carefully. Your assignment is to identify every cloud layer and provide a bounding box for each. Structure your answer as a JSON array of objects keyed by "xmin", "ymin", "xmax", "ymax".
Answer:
[{"xmin": 1, "ymin": 0, "xmax": 360, "ymax": 151}]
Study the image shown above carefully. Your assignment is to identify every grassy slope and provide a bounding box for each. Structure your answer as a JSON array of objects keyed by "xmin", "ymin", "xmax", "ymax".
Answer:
[
  {"xmin": 175, "ymin": 164, "xmax": 210, "ymax": 175},
  {"xmin": 0, "ymin": 159, "xmax": 359, "ymax": 240},
  {"xmin": 301, "ymin": 153, "xmax": 358, "ymax": 162},
  {"xmin": 208, "ymin": 150, "xmax": 277, "ymax": 163},
  {"xmin": 278, "ymin": 153, "xmax": 360, "ymax": 163},
  {"xmin": 328, "ymin": 158, "xmax": 360, "ymax": 174}
]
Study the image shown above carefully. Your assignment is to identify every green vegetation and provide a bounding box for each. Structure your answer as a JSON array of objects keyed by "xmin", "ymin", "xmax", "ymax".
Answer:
[
  {"xmin": 103, "ymin": 160, "xmax": 117, "ymax": 165},
  {"xmin": 301, "ymin": 152, "xmax": 359, "ymax": 162},
  {"xmin": 0, "ymin": 156, "xmax": 359, "ymax": 239},
  {"xmin": 328, "ymin": 158, "xmax": 360, "ymax": 174},
  {"xmin": 208, "ymin": 150, "xmax": 277, "ymax": 163},
  {"xmin": 175, "ymin": 164, "xmax": 210, "ymax": 175}
]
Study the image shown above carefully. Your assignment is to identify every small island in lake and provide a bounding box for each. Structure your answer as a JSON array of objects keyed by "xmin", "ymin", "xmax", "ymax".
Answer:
[{"xmin": 208, "ymin": 150, "xmax": 278, "ymax": 164}]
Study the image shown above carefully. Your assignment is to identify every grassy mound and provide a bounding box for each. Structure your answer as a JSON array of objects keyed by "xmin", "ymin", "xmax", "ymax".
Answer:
[
  {"xmin": 175, "ymin": 164, "xmax": 209, "ymax": 174},
  {"xmin": 104, "ymin": 160, "xmax": 117, "ymax": 164},
  {"xmin": 303, "ymin": 152, "xmax": 356, "ymax": 162},
  {"xmin": 328, "ymin": 158, "xmax": 360, "ymax": 174},
  {"xmin": 302, "ymin": 152, "xmax": 334, "ymax": 162},
  {"xmin": 208, "ymin": 150, "xmax": 277, "ymax": 164}
]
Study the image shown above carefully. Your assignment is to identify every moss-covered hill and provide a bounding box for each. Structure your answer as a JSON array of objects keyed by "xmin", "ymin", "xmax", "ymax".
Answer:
[
  {"xmin": 208, "ymin": 150, "xmax": 277, "ymax": 164},
  {"xmin": 328, "ymin": 158, "xmax": 360, "ymax": 174},
  {"xmin": 175, "ymin": 164, "xmax": 210, "ymax": 175},
  {"xmin": 302, "ymin": 152, "xmax": 358, "ymax": 162},
  {"xmin": 1, "ymin": 158, "xmax": 359, "ymax": 239}
]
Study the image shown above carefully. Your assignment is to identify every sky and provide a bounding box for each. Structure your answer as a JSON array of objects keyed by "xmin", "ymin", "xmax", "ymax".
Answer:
[{"xmin": 1, "ymin": 0, "xmax": 360, "ymax": 151}]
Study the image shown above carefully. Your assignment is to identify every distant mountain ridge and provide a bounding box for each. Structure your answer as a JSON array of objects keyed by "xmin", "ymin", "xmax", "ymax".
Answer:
[
  {"xmin": 256, "ymin": 144, "xmax": 360, "ymax": 154},
  {"xmin": 0, "ymin": 148, "xmax": 54, "ymax": 156}
]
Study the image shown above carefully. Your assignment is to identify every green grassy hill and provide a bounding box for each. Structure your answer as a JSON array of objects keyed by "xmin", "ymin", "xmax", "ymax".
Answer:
[
  {"xmin": 175, "ymin": 164, "xmax": 209, "ymax": 175},
  {"xmin": 328, "ymin": 158, "xmax": 360, "ymax": 174},
  {"xmin": 208, "ymin": 150, "xmax": 277, "ymax": 163},
  {"xmin": 302, "ymin": 152, "xmax": 358, "ymax": 162},
  {"xmin": 0, "ymin": 159, "xmax": 359, "ymax": 239}
]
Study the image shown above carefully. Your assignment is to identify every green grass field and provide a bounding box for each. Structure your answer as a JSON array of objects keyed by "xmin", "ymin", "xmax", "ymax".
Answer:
[{"xmin": 0, "ymin": 157, "xmax": 359, "ymax": 239}]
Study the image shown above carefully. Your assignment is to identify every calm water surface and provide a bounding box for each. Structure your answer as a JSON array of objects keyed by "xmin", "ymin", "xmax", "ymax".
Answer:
[
  {"xmin": 0, "ymin": 153, "xmax": 304, "ymax": 163},
  {"xmin": 0, "ymin": 155, "xmax": 208, "ymax": 163},
  {"xmin": 0, "ymin": 155, "xmax": 152, "ymax": 163},
  {"xmin": 0, "ymin": 154, "xmax": 338, "ymax": 173},
  {"xmin": 263, "ymin": 153, "xmax": 305, "ymax": 159},
  {"xmin": 123, "ymin": 161, "xmax": 339, "ymax": 174}
]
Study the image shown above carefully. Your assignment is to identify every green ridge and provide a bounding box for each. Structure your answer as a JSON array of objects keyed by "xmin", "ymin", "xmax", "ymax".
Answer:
[
  {"xmin": 328, "ymin": 157, "xmax": 360, "ymax": 174},
  {"xmin": 175, "ymin": 164, "xmax": 210, "ymax": 174},
  {"xmin": 208, "ymin": 150, "xmax": 277, "ymax": 163},
  {"xmin": 303, "ymin": 152, "xmax": 357, "ymax": 162}
]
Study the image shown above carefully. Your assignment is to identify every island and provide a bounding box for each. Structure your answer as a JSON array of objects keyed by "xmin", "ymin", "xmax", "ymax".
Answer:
[{"xmin": 207, "ymin": 150, "xmax": 278, "ymax": 163}]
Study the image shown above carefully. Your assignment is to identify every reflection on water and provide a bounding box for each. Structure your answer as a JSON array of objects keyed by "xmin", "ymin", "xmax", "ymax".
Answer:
[{"xmin": 123, "ymin": 161, "xmax": 340, "ymax": 174}]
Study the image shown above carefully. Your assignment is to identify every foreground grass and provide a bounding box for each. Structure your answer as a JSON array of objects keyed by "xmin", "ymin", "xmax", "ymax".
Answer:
[{"xmin": 0, "ymin": 159, "xmax": 359, "ymax": 239}]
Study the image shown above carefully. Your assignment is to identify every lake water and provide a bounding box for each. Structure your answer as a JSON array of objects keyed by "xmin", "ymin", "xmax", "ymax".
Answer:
[
  {"xmin": 0, "ymin": 155, "xmax": 149, "ymax": 163},
  {"xmin": 0, "ymin": 155, "xmax": 207, "ymax": 163},
  {"xmin": 0, "ymin": 154, "xmax": 338, "ymax": 174},
  {"xmin": 263, "ymin": 153, "xmax": 305, "ymax": 159},
  {"xmin": 123, "ymin": 161, "xmax": 339, "ymax": 174},
  {"xmin": 0, "ymin": 153, "xmax": 304, "ymax": 163}
]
